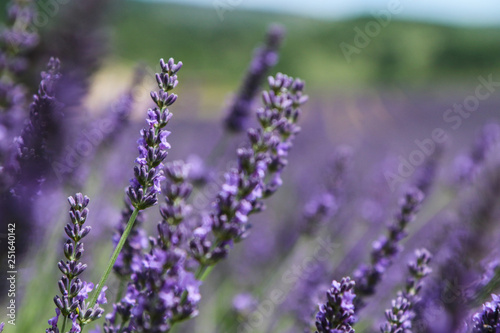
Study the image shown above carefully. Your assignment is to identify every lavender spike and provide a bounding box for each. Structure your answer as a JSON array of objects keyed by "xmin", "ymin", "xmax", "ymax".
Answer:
[
  {"xmin": 224, "ymin": 24, "xmax": 286, "ymax": 132},
  {"xmin": 354, "ymin": 187, "xmax": 424, "ymax": 308}
]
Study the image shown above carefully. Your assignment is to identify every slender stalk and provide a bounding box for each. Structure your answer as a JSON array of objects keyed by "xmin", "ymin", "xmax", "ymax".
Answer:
[
  {"xmin": 89, "ymin": 208, "xmax": 140, "ymax": 307},
  {"xmin": 196, "ymin": 265, "xmax": 215, "ymax": 282},
  {"xmin": 61, "ymin": 317, "xmax": 67, "ymax": 333}
]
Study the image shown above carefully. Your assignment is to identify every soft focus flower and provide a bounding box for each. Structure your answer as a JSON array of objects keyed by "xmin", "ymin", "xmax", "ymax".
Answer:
[{"xmin": 315, "ymin": 277, "xmax": 356, "ymax": 333}]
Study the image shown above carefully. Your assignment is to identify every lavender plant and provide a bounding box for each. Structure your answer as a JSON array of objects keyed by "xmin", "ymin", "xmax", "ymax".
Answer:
[
  {"xmin": 105, "ymin": 160, "xmax": 200, "ymax": 332},
  {"xmin": 46, "ymin": 193, "xmax": 106, "ymax": 333},
  {"xmin": 472, "ymin": 294, "xmax": 500, "ymax": 332},
  {"xmin": 225, "ymin": 24, "xmax": 286, "ymax": 132},
  {"xmin": 354, "ymin": 187, "xmax": 424, "ymax": 308},
  {"xmin": 90, "ymin": 58, "xmax": 183, "ymax": 309},
  {"xmin": 380, "ymin": 249, "xmax": 432, "ymax": 333},
  {"xmin": 315, "ymin": 277, "xmax": 356, "ymax": 333},
  {"xmin": 190, "ymin": 73, "xmax": 307, "ymax": 274}
]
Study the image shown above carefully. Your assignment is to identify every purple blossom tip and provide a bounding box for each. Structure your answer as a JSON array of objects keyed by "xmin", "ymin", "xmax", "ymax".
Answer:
[
  {"xmin": 315, "ymin": 277, "xmax": 356, "ymax": 333},
  {"xmin": 127, "ymin": 58, "xmax": 182, "ymax": 210},
  {"xmin": 473, "ymin": 294, "xmax": 500, "ymax": 332}
]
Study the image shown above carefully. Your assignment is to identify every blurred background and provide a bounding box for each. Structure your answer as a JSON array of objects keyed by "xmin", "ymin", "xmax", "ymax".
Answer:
[{"xmin": 88, "ymin": 0, "xmax": 500, "ymax": 157}]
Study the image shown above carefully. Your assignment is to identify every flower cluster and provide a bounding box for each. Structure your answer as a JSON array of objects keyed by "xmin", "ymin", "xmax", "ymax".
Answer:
[
  {"xmin": 380, "ymin": 249, "xmax": 432, "ymax": 333},
  {"xmin": 472, "ymin": 294, "xmax": 500, "ymax": 332},
  {"xmin": 127, "ymin": 58, "xmax": 182, "ymax": 209},
  {"xmin": 106, "ymin": 161, "xmax": 200, "ymax": 332},
  {"xmin": 190, "ymin": 73, "xmax": 308, "ymax": 266},
  {"xmin": 12, "ymin": 57, "xmax": 62, "ymax": 189},
  {"xmin": 354, "ymin": 187, "xmax": 424, "ymax": 307},
  {"xmin": 315, "ymin": 277, "xmax": 356, "ymax": 333},
  {"xmin": 46, "ymin": 193, "xmax": 106, "ymax": 333},
  {"xmin": 113, "ymin": 58, "xmax": 182, "ymax": 284}
]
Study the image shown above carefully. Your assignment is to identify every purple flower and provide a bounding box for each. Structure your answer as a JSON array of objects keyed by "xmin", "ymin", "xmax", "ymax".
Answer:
[
  {"xmin": 7, "ymin": 57, "xmax": 63, "ymax": 196},
  {"xmin": 225, "ymin": 24, "xmax": 286, "ymax": 132},
  {"xmin": 127, "ymin": 58, "xmax": 182, "ymax": 210},
  {"xmin": 107, "ymin": 160, "xmax": 199, "ymax": 331},
  {"xmin": 315, "ymin": 277, "xmax": 356, "ymax": 333},
  {"xmin": 191, "ymin": 73, "xmax": 307, "ymax": 266},
  {"xmin": 354, "ymin": 187, "xmax": 424, "ymax": 308},
  {"xmin": 48, "ymin": 309, "xmax": 60, "ymax": 327},
  {"xmin": 380, "ymin": 249, "xmax": 432, "ymax": 333},
  {"xmin": 453, "ymin": 123, "xmax": 500, "ymax": 185},
  {"xmin": 472, "ymin": 294, "xmax": 500, "ymax": 333},
  {"xmin": 233, "ymin": 293, "xmax": 258, "ymax": 316},
  {"xmin": 47, "ymin": 193, "xmax": 105, "ymax": 332}
]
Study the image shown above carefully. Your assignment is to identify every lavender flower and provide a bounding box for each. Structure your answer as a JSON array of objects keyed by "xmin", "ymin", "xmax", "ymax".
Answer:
[
  {"xmin": 411, "ymin": 145, "xmax": 442, "ymax": 196},
  {"xmin": 315, "ymin": 277, "xmax": 356, "ymax": 333},
  {"xmin": 453, "ymin": 123, "xmax": 500, "ymax": 185},
  {"xmin": 46, "ymin": 193, "xmax": 106, "ymax": 333},
  {"xmin": 106, "ymin": 161, "xmax": 200, "ymax": 332},
  {"xmin": 224, "ymin": 24, "xmax": 286, "ymax": 132},
  {"xmin": 232, "ymin": 293, "xmax": 258, "ymax": 317},
  {"xmin": 354, "ymin": 187, "xmax": 424, "ymax": 308},
  {"xmin": 0, "ymin": 322, "xmax": 3, "ymax": 332},
  {"xmin": 112, "ymin": 58, "xmax": 182, "ymax": 283},
  {"xmin": 90, "ymin": 58, "xmax": 182, "ymax": 311},
  {"xmin": 302, "ymin": 192, "xmax": 337, "ymax": 235},
  {"xmin": 0, "ymin": 57, "xmax": 63, "ymax": 295},
  {"xmin": 472, "ymin": 294, "xmax": 500, "ymax": 332},
  {"xmin": 13, "ymin": 57, "xmax": 63, "ymax": 191},
  {"xmin": 380, "ymin": 249, "xmax": 432, "ymax": 333},
  {"xmin": 190, "ymin": 73, "xmax": 308, "ymax": 267},
  {"xmin": 127, "ymin": 58, "xmax": 182, "ymax": 209}
]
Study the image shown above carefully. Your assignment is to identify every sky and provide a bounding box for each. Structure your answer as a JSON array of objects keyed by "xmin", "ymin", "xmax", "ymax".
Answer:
[{"xmin": 141, "ymin": 0, "xmax": 500, "ymax": 26}]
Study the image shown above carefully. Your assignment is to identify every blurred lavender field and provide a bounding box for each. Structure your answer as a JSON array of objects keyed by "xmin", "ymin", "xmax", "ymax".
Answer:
[{"xmin": 1, "ymin": 0, "xmax": 500, "ymax": 332}]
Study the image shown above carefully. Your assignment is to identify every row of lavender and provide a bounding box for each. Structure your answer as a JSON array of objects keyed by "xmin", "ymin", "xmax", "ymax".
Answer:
[{"xmin": 1, "ymin": 0, "xmax": 500, "ymax": 332}]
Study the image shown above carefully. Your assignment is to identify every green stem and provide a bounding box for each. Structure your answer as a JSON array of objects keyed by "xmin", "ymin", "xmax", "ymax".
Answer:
[
  {"xmin": 89, "ymin": 208, "xmax": 140, "ymax": 307},
  {"xmin": 196, "ymin": 264, "xmax": 215, "ymax": 281},
  {"xmin": 61, "ymin": 316, "xmax": 67, "ymax": 333}
]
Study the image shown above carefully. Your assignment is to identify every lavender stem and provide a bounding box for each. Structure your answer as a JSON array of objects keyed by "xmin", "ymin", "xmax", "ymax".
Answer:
[
  {"xmin": 61, "ymin": 317, "xmax": 67, "ymax": 333},
  {"xmin": 88, "ymin": 208, "xmax": 139, "ymax": 307}
]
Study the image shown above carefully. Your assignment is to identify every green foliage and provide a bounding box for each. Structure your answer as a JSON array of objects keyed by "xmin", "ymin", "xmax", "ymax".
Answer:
[{"xmin": 113, "ymin": 1, "xmax": 500, "ymax": 90}]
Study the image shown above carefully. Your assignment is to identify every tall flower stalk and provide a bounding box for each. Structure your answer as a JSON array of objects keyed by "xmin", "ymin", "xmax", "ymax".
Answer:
[
  {"xmin": 89, "ymin": 58, "xmax": 182, "ymax": 308},
  {"xmin": 105, "ymin": 161, "xmax": 200, "ymax": 332},
  {"xmin": 11, "ymin": 57, "xmax": 62, "ymax": 192},
  {"xmin": 381, "ymin": 249, "xmax": 432, "ymax": 333},
  {"xmin": 354, "ymin": 188, "xmax": 424, "ymax": 308},
  {"xmin": 46, "ymin": 193, "xmax": 106, "ymax": 333},
  {"xmin": 224, "ymin": 24, "xmax": 286, "ymax": 132},
  {"xmin": 190, "ymin": 73, "xmax": 308, "ymax": 279}
]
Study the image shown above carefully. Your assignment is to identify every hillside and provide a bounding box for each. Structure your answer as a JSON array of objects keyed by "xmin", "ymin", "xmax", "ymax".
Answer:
[{"xmin": 109, "ymin": 1, "xmax": 500, "ymax": 90}]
